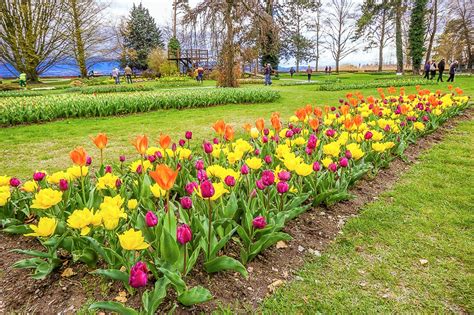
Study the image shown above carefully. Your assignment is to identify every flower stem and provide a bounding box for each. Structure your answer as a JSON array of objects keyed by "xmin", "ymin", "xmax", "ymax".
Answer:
[
  {"xmin": 183, "ymin": 244, "xmax": 188, "ymax": 275},
  {"xmin": 207, "ymin": 198, "xmax": 212, "ymax": 260}
]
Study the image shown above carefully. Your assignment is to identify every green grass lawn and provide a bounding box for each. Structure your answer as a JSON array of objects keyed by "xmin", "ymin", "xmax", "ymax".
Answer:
[
  {"xmin": 0, "ymin": 74, "xmax": 472, "ymax": 177},
  {"xmin": 261, "ymin": 117, "xmax": 474, "ymax": 313}
]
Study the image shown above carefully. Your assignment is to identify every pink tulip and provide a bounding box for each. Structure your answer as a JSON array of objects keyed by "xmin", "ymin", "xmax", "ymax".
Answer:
[
  {"xmin": 200, "ymin": 180, "xmax": 215, "ymax": 198},
  {"xmin": 105, "ymin": 165, "xmax": 113, "ymax": 173},
  {"xmin": 185, "ymin": 131, "xmax": 193, "ymax": 140},
  {"xmin": 224, "ymin": 175, "xmax": 236, "ymax": 187},
  {"xmin": 241, "ymin": 164, "xmax": 249, "ymax": 175},
  {"xmin": 185, "ymin": 181, "xmax": 198, "ymax": 195},
  {"xmin": 195, "ymin": 159, "xmax": 204, "ymax": 170},
  {"xmin": 364, "ymin": 131, "xmax": 373, "ymax": 140},
  {"xmin": 252, "ymin": 216, "xmax": 267, "ymax": 229},
  {"xmin": 59, "ymin": 179, "xmax": 69, "ymax": 191},
  {"xmin": 278, "ymin": 170, "xmax": 291, "ymax": 181},
  {"xmin": 203, "ymin": 141, "xmax": 213, "ymax": 154},
  {"xmin": 328, "ymin": 163, "xmax": 338, "ymax": 172},
  {"xmin": 177, "ymin": 224, "xmax": 192, "ymax": 245},
  {"xmin": 277, "ymin": 181, "xmax": 289, "ymax": 194},
  {"xmin": 313, "ymin": 161, "xmax": 321, "ymax": 172},
  {"xmin": 339, "ymin": 157, "xmax": 348, "ymax": 168},
  {"xmin": 180, "ymin": 196, "xmax": 193, "ymax": 209},
  {"xmin": 145, "ymin": 211, "xmax": 158, "ymax": 227},
  {"xmin": 129, "ymin": 261, "xmax": 148, "ymax": 288},
  {"xmin": 33, "ymin": 172, "xmax": 46, "ymax": 182},
  {"xmin": 9, "ymin": 178, "xmax": 20, "ymax": 187},
  {"xmin": 261, "ymin": 170, "xmax": 275, "ymax": 186}
]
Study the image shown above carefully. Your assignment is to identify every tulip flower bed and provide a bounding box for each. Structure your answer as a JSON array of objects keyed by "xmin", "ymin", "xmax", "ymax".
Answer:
[
  {"xmin": 317, "ymin": 78, "xmax": 435, "ymax": 91},
  {"xmin": 68, "ymin": 81, "xmax": 201, "ymax": 94},
  {"xmin": 0, "ymin": 88, "xmax": 280, "ymax": 126},
  {"xmin": 0, "ymin": 87, "xmax": 469, "ymax": 313}
]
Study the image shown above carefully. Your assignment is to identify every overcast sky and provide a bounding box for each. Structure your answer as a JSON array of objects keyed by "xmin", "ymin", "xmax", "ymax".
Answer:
[{"xmin": 110, "ymin": 0, "xmax": 396, "ymax": 68}]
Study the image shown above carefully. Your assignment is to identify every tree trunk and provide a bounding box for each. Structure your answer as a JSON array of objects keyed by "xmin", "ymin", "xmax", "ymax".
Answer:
[
  {"xmin": 395, "ymin": 2, "xmax": 404, "ymax": 74},
  {"xmin": 378, "ymin": 9, "xmax": 386, "ymax": 72},
  {"xmin": 424, "ymin": 0, "xmax": 437, "ymax": 63},
  {"xmin": 172, "ymin": 0, "xmax": 177, "ymax": 38},
  {"xmin": 70, "ymin": 0, "xmax": 87, "ymax": 78},
  {"xmin": 219, "ymin": 0, "xmax": 236, "ymax": 87}
]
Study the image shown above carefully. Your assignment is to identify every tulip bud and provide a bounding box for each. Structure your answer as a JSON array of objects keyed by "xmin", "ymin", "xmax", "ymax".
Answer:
[
  {"xmin": 59, "ymin": 179, "xmax": 69, "ymax": 191},
  {"xmin": 179, "ymin": 139, "xmax": 186, "ymax": 147},
  {"xmin": 136, "ymin": 164, "xmax": 143, "ymax": 174},
  {"xmin": 339, "ymin": 157, "xmax": 349, "ymax": 168},
  {"xmin": 177, "ymin": 224, "xmax": 192, "ymax": 245},
  {"xmin": 422, "ymin": 115, "xmax": 429, "ymax": 122},
  {"xmin": 252, "ymin": 216, "xmax": 267, "ymax": 229},
  {"xmin": 203, "ymin": 141, "xmax": 213, "ymax": 154},
  {"xmin": 195, "ymin": 159, "xmax": 204, "ymax": 170},
  {"xmin": 250, "ymin": 189, "xmax": 257, "ymax": 198},
  {"xmin": 256, "ymin": 179, "xmax": 266, "ymax": 190},
  {"xmin": 115, "ymin": 178, "xmax": 122, "ymax": 189},
  {"xmin": 145, "ymin": 211, "xmax": 158, "ymax": 227},
  {"xmin": 171, "ymin": 143, "xmax": 177, "ymax": 152},
  {"xmin": 254, "ymin": 149, "xmax": 260, "ymax": 156},
  {"xmin": 224, "ymin": 175, "xmax": 236, "ymax": 187},
  {"xmin": 262, "ymin": 135, "xmax": 269, "ymax": 143},
  {"xmin": 213, "ymin": 137, "xmax": 219, "ymax": 145},
  {"xmin": 180, "ymin": 196, "xmax": 193, "ymax": 209},
  {"xmin": 155, "ymin": 151, "xmax": 163, "ymax": 159},
  {"xmin": 326, "ymin": 129, "xmax": 336, "ymax": 137},
  {"xmin": 328, "ymin": 163, "xmax": 338, "ymax": 172},
  {"xmin": 285, "ymin": 129, "xmax": 294, "ymax": 138},
  {"xmin": 86, "ymin": 156, "xmax": 92, "ymax": 166},
  {"xmin": 197, "ymin": 169, "xmax": 208, "ymax": 182},
  {"xmin": 129, "ymin": 261, "xmax": 148, "ymax": 288},
  {"xmin": 261, "ymin": 170, "xmax": 275, "ymax": 186},
  {"xmin": 185, "ymin": 131, "xmax": 193, "ymax": 140},
  {"xmin": 345, "ymin": 150, "xmax": 352, "ymax": 160},
  {"xmin": 105, "ymin": 165, "xmax": 113, "ymax": 173},
  {"xmin": 241, "ymin": 164, "xmax": 249, "ymax": 175},
  {"xmin": 364, "ymin": 131, "xmax": 373, "ymax": 140},
  {"xmin": 278, "ymin": 171, "xmax": 291, "ymax": 181},
  {"xmin": 33, "ymin": 171, "xmax": 46, "ymax": 182},
  {"xmin": 9, "ymin": 178, "xmax": 20, "ymax": 187},
  {"xmin": 119, "ymin": 155, "xmax": 126, "ymax": 162},
  {"xmin": 277, "ymin": 181, "xmax": 289, "ymax": 194},
  {"xmin": 185, "ymin": 181, "xmax": 198, "ymax": 195},
  {"xmin": 313, "ymin": 161, "xmax": 321, "ymax": 172},
  {"xmin": 200, "ymin": 180, "xmax": 215, "ymax": 198},
  {"xmin": 264, "ymin": 155, "xmax": 272, "ymax": 164}
]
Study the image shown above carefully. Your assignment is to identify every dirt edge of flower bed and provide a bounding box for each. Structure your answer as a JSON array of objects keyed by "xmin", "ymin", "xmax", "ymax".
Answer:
[{"xmin": 0, "ymin": 108, "xmax": 472, "ymax": 314}]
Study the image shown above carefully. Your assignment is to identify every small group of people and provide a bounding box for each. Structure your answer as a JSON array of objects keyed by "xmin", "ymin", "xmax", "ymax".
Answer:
[
  {"xmin": 324, "ymin": 66, "xmax": 332, "ymax": 75},
  {"xmin": 193, "ymin": 65, "xmax": 205, "ymax": 83},
  {"xmin": 111, "ymin": 65, "xmax": 133, "ymax": 84},
  {"xmin": 423, "ymin": 59, "xmax": 459, "ymax": 82},
  {"xmin": 264, "ymin": 63, "xmax": 273, "ymax": 85}
]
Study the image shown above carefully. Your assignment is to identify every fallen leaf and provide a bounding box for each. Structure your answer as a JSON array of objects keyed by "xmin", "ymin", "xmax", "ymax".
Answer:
[
  {"xmin": 267, "ymin": 279, "xmax": 285, "ymax": 292},
  {"xmin": 276, "ymin": 241, "xmax": 288, "ymax": 249},
  {"xmin": 115, "ymin": 291, "xmax": 128, "ymax": 303},
  {"xmin": 61, "ymin": 268, "xmax": 76, "ymax": 278}
]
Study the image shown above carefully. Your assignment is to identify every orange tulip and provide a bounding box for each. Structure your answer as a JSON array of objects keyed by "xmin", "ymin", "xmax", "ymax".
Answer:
[
  {"xmin": 344, "ymin": 118, "xmax": 354, "ymax": 130},
  {"xmin": 313, "ymin": 107, "xmax": 323, "ymax": 118},
  {"xmin": 242, "ymin": 123, "xmax": 252, "ymax": 132},
  {"xmin": 255, "ymin": 118, "xmax": 265, "ymax": 131},
  {"xmin": 340, "ymin": 105, "xmax": 350, "ymax": 115},
  {"xmin": 295, "ymin": 108, "xmax": 306, "ymax": 121},
  {"xmin": 308, "ymin": 118, "xmax": 319, "ymax": 131},
  {"xmin": 400, "ymin": 104, "xmax": 409, "ymax": 115},
  {"xmin": 323, "ymin": 105, "xmax": 330, "ymax": 114},
  {"xmin": 346, "ymin": 92, "xmax": 353, "ymax": 99},
  {"xmin": 212, "ymin": 120, "xmax": 226, "ymax": 135},
  {"xmin": 399, "ymin": 87, "xmax": 405, "ymax": 96},
  {"xmin": 407, "ymin": 94, "xmax": 416, "ymax": 101},
  {"xmin": 159, "ymin": 134, "xmax": 171, "ymax": 149},
  {"xmin": 372, "ymin": 105, "xmax": 381, "ymax": 116},
  {"xmin": 455, "ymin": 87, "xmax": 463, "ymax": 95},
  {"xmin": 354, "ymin": 114, "xmax": 363, "ymax": 127},
  {"xmin": 70, "ymin": 147, "xmax": 87, "ymax": 166},
  {"xmin": 224, "ymin": 124, "xmax": 235, "ymax": 141},
  {"xmin": 447, "ymin": 85, "xmax": 453, "ymax": 90},
  {"xmin": 387, "ymin": 86, "xmax": 396, "ymax": 94},
  {"xmin": 132, "ymin": 135, "xmax": 148, "ymax": 155},
  {"xmin": 367, "ymin": 96, "xmax": 375, "ymax": 104},
  {"xmin": 149, "ymin": 164, "xmax": 178, "ymax": 191},
  {"xmin": 270, "ymin": 114, "xmax": 281, "ymax": 131},
  {"xmin": 305, "ymin": 104, "xmax": 313, "ymax": 115},
  {"xmin": 349, "ymin": 98, "xmax": 358, "ymax": 107},
  {"xmin": 91, "ymin": 133, "xmax": 108, "ymax": 150}
]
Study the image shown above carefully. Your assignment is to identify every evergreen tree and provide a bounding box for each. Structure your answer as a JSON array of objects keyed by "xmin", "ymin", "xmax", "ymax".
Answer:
[
  {"xmin": 408, "ymin": 0, "xmax": 428, "ymax": 74},
  {"xmin": 122, "ymin": 3, "xmax": 164, "ymax": 70}
]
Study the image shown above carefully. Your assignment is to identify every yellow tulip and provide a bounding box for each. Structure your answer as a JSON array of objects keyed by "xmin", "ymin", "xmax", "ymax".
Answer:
[
  {"xmin": 0, "ymin": 175, "xmax": 11, "ymax": 187},
  {"xmin": 67, "ymin": 208, "xmax": 94, "ymax": 235},
  {"xmin": 96, "ymin": 173, "xmax": 119, "ymax": 190},
  {"xmin": 245, "ymin": 157, "xmax": 263, "ymax": 170},
  {"xmin": 150, "ymin": 184, "xmax": 166, "ymax": 198},
  {"xmin": 295, "ymin": 163, "xmax": 313, "ymax": 176},
  {"xmin": 118, "ymin": 229, "xmax": 149, "ymax": 250},
  {"xmin": 31, "ymin": 188, "xmax": 63, "ymax": 210},
  {"xmin": 127, "ymin": 199, "xmax": 138, "ymax": 210},
  {"xmin": 0, "ymin": 186, "xmax": 11, "ymax": 206},
  {"xmin": 24, "ymin": 217, "xmax": 57, "ymax": 238},
  {"xmin": 22, "ymin": 180, "xmax": 38, "ymax": 193}
]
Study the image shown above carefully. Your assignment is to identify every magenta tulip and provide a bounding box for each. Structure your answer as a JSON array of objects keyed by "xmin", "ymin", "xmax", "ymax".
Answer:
[
  {"xmin": 180, "ymin": 196, "xmax": 193, "ymax": 209},
  {"xmin": 9, "ymin": 178, "xmax": 20, "ymax": 187},
  {"xmin": 177, "ymin": 224, "xmax": 192, "ymax": 245},
  {"xmin": 129, "ymin": 261, "xmax": 148, "ymax": 288},
  {"xmin": 252, "ymin": 216, "xmax": 267, "ymax": 229},
  {"xmin": 59, "ymin": 179, "xmax": 69, "ymax": 191},
  {"xmin": 224, "ymin": 175, "xmax": 236, "ymax": 187},
  {"xmin": 200, "ymin": 180, "xmax": 215, "ymax": 198},
  {"xmin": 185, "ymin": 131, "xmax": 193, "ymax": 140},
  {"xmin": 277, "ymin": 181, "xmax": 289, "ymax": 194},
  {"xmin": 33, "ymin": 172, "xmax": 46, "ymax": 182},
  {"xmin": 145, "ymin": 211, "xmax": 158, "ymax": 227}
]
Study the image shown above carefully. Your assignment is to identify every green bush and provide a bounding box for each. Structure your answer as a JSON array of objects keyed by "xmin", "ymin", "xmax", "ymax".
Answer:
[
  {"xmin": 317, "ymin": 78, "xmax": 436, "ymax": 91},
  {"xmin": 0, "ymin": 88, "xmax": 280, "ymax": 126}
]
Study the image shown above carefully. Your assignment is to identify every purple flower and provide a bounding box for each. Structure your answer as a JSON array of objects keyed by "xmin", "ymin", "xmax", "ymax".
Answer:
[
  {"xmin": 345, "ymin": 150, "xmax": 352, "ymax": 159},
  {"xmin": 195, "ymin": 159, "xmax": 204, "ymax": 170},
  {"xmin": 129, "ymin": 261, "xmax": 148, "ymax": 288},
  {"xmin": 185, "ymin": 181, "xmax": 198, "ymax": 195},
  {"xmin": 197, "ymin": 169, "xmax": 208, "ymax": 182},
  {"xmin": 326, "ymin": 129, "xmax": 336, "ymax": 137},
  {"xmin": 119, "ymin": 155, "xmax": 126, "ymax": 162},
  {"xmin": 155, "ymin": 151, "xmax": 163, "ymax": 159},
  {"xmin": 213, "ymin": 137, "xmax": 219, "ymax": 145},
  {"xmin": 305, "ymin": 147, "xmax": 313, "ymax": 155},
  {"xmin": 328, "ymin": 163, "xmax": 338, "ymax": 172},
  {"xmin": 254, "ymin": 149, "xmax": 260, "ymax": 156},
  {"xmin": 33, "ymin": 172, "xmax": 46, "ymax": 182},
  {"xmin": 180, "ymin": 196, "xmax": 193, "ymax": 209},
  {"xmin": 59, "ymin": 179, "xmax": 69, "ymax": 191},
  {"xmin": 200, "ymin": 180, "xmax": 215, "ymax": 198},
  {"xmin": 145, "ymin": 211, "xmax": 158, "ymax": 227},
  {"xmin": 9, "ymin": 178, "xmax": 20, "ymax": 187},
  {"xmin": 339, "ymin": 157, "xmax": 349, "ymax": 168},
  {"xmin": 241, "ymin": 164, "xmax": 249, "ymax": 175},
  {"xmin": 313, "ymin": 161, "xmax": 321, "ymax": 172},
  {"xmin": 177, "ymin": 224, "xmax": 192, "ymax": 245},
  {"xmin": 256, "ymin": 179, "xmax": 266, "ymax": 190},
  {"xmin": 179, "ymin": 139, "xmax": 186, "ymax": 147},
  {"xmin": 276, "ymin": 181, "xmax": 289, "ymax": 194},
  {"xmin": 86, "ymin": 156, "xmax": 92, "ymax": 166},
  {"xmin": 115, "ymin": 178, "xmax": 122, "ymax": 189},
  {"xmin": 307, "ymin": 134, "xmax": 317, "ymax": 149},
  {"xmin": 278, "ymin": 171, "xmax": 291, "ymax": 181},
  {"xmin": 285, "ymin": 129, "xmax": 294, "ymax": 138},
  {"xmin": 364, "ymin": 131, "xmax": 373, "ymax": 140},
  {"xmin": 203, "ymin": 141, "xmax": 213, "ymax": 154},
  {"xmin": 252, "ymin": 216, "xmax": 267, "ymax": 229},
  {"xmin": 422, "ymin": 115, "xmax": 429, "ymax": 122},
  {"xmin": 105, "ymin": 165, "xmax": 113, "ymax": 173},
  {"xmin": 185, "ymin": 131, "xmax": 193, "ymax": 140},
  {"xmin": 264, "ymin": 155, "xmax": 272, "ymax": 164},
  {"xmin": 224, "ymin": 175, "xmax": 236, "ymax": 187},
  {"xmin": 136, "ymin": 164, "xmax": 143, "ymax": 174},
  {"xmin": 263, "ymin": 128, "xmax": 270, "ymax": 136},
  {"xmin": 171, "ymin": 143, "xmax": 177, "ymax": 152},
  {"xmin": 261, "ymin": 170, "xmax": 275, "ymax": 186}
]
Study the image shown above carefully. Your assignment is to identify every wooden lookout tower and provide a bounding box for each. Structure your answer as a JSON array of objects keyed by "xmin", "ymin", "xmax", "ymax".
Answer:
[{"xmin": 168, "ymin": 49, "xmax": 210, "ymax": 73}]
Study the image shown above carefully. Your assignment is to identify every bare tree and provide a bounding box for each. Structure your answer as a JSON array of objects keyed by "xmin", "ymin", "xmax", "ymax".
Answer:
[
  {"xmin": 324, "ymin": 0, "xmax": 358, "ymax": 73},
  {"xmin": 424, "ymin": 0, "xmax": 438, "ymax": 62},
  {"xmin": 65, "ymin": 0, "xmax": 111, "ymax": 78},
  {"xmin": 309, "ymin": 2, "xmax": 324, "ymax": 71},
  {"xmin": 0, "ymin": 0, "xmax": 69, "ymax": 81},
  {"xmin": 448, "ymin": 0, "xmax": 473, "ymax": 70}
]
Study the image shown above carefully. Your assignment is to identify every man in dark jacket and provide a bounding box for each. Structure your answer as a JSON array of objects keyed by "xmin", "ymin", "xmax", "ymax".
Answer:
[
  {"xmin": 447, "ymin": 61, "xmax": 458, "ymax": 82},
  {"xmin": 423, "ymin": 61, "xmax": 431, "ymax": 79},
  {"xmin": 437, "ymin": 59, "xmax": 445, "ymax": 82}
]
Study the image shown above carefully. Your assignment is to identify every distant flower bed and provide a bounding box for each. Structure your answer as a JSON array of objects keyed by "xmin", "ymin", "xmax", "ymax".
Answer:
[
  {"xmin": 0, "ymin": 88, "xmax": 280, "ymax": 126},
  {"xmin": 67, "ymin": 84, "xmax": 155, "ymax": 94},
  {"xmin": 0, "ymin": 86, "xmax": 468, "ymax": 313},
  {"xmin": 317, "ymin": 78, "xmax": 437, "ymax": 91}
]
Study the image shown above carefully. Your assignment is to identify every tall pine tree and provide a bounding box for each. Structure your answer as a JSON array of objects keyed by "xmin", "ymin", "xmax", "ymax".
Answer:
[
  {"xmin": 408, "ymin": 0, "xmax": 428, "ymax": 74},
  {"xmin": 122, "ymin": 3, "xmax": 164, "ymax": 70}
]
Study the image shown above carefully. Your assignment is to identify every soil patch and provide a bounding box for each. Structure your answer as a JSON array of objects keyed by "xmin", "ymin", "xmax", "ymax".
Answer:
[{"xmin": 0, "ymin": 109, "xmax": 472, "ymax": 314}]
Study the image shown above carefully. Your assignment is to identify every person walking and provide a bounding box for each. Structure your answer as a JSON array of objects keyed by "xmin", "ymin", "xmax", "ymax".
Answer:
[
  {"xmin": 19, "ymin": 73, "xmax": 27, "ymax": 88},
  {"xmin": 328, "ymin": 66, "xmax": 332, "ymax": 75},
  {"xmin": 197, "ymin": 66, "xmax": 204, "ymax": 83},
  {"xmin": 264, "ymin": 63, "xmax": 273, "ymax": 86},
  {"xmin": 124, "ymin": 65, "xmax": 133, "ymax": 84},
  {"xmin": 423, "ymin": 61, "xmax": 431, "ymax": 79},
  {"xmin": 325, "ymin": 66, "xmax": 328, "ymax": 75},
  {"xmin": 447, "ymin": 60, "xmax": 458, "ymax": 82},
  {"xmin": 112, "ymin": 67, "xmax": 120, "ymax": 84},
  {"xmin": 306, "ymin": 65, "xmax": 313, "ymax": 82},
  {"xmin": 437, "ymin": 58, "xmax": 445, "ymax": 82},
  {"xmin": 429, "ymin": 60, "xmax": 436, "ymax": 80},
  {"xmin": 289, "ymin": 67, "xmax": 295, "ymax": 78}
]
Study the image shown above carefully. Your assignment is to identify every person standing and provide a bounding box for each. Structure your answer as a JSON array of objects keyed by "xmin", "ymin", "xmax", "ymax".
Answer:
[
  {"xmin": 447, "ymin": 60, "xmax": 458, "ymax": 82},
  {"xmin": 328, "ymin": 66, "xmax": 332, "ymax": 75},
  {"xmin": 112, "ymin": 67, "xmax": 120, "ymax": 84},
  {"xmin": 264, "ymin": 63, "xmax": 273, "ymax": 86},
  {"xmin": 197, "ymin": 66, "xmax": 204, "ymax": 83},
  {"xmin": 325, "ymin": 66, "xmax": 328, "ymax": 75},
  {"xmin": 124, "ymin": 65, "xmax": 133, "ymax": 84},
  {"xmin": 306, "ymin": 65, "xmax": 313, "ymax": 82},
  {"xmin": 289, "ymin": 67, "xmax": 295, "ymax": 78},
  {"xmin": 423, "ymin": 61, "xmax": 431, "ymax": 79},
  {"xmin": 19, "ymin": 73, "xmax": 27, "ymax": 88},
  {"xmin": 429, "ymin": 60, "xmax": 436, "ymax": 80},
  {"xmin": 437, "ymin": 58, "xmax": 445, "ymax": 82}
]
